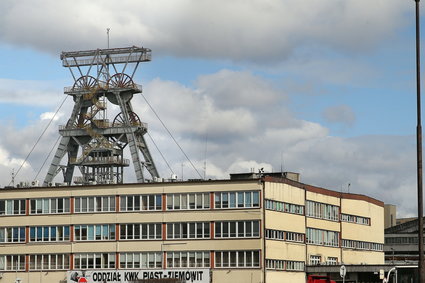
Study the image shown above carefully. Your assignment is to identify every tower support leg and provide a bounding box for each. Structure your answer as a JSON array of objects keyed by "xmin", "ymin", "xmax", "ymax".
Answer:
[
  {"xmin": 43, "ymin": 136, "xmax": 70, "ymax": 186},
  {"xmin": 116, "ymin": 93, "xmax": 145, "ymax": 182}
]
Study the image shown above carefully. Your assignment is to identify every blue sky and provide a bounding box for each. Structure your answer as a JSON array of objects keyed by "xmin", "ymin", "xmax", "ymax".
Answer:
[{"xmin": 0, "ymin": 0, "xmax": 422, "ymax": 216}]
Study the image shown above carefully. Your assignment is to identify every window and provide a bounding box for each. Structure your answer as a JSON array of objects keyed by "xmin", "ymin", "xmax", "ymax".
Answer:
[
  {"xmin": 0, "ymin": 227, "xmax": 25, "ymax": 243},
  {"xmin": 30, "ymin": 198, "xmax": 70, "ymax": 214},
  {"xmin": 215, "ymin": 191, "xmax": 260, "ymax": 209},
  {"xmin": 120, "ymin": 194, "xmax": 162, "ymax": 211},
  {"xmin": 215, "ymin": 221, "xmax": 260, "ymax": 238},
  {"xmin": 286, "ymin": 260, "xmax": 305, "ymax": 271},
  {"xmin": 0, "ymin": 255, "xmax": 25, "ymax": 271},
  {"xmin": 265, "ymin": 199, "xmax": 304, "ymax": 215},
  {"xmin": 166, "ymin": 193, "xmax": 209, "ymax": 210},
  {"xmin": 167, "ymin": 222, "xmax": 209, "ymax": 239},
  {"xmin": 74, "ymin": 253, "xmax": 115, "ymax": 269},
  {"xmin": 341, "ymin": 213, "xmax": 370, "ymax": 225},
  {"xmin": 75, "ymin": 196, "xmax": 115, "ymax": 213},
  {"xmin": 265, "ymin": 229, "xmax": 304, "ymax": 243},
  {"xmin": 341, "ymin": 239, "xmax": 383, "ymax": 251},
  {"xmin": 120, "ymin": 223, "xmax": 162, "ymax": 240},
  {"xmin": 0, "ymin": 199, "xmax": 26, "ymax": 215},
  {"xmin": 29, "ymin": 254, "xmax": 69, "ymax": 270},
  {"xmin": 309, "ymin": 255, "xmax": 321, "ymax": 265},
  {"xmin": 29, "ymin": 226, "xmax": 70, "ymax": 242},
  {"xmin": 306, "ymin": 200, "xmax": 339, "ymax": 221},
  {"xmin": 166, "ymin": 251, "xmax": 209, "ymax": 268},
  {"xmin": 266, "ymin": 259, "xmax": 304, "ymax": 271},
  {"xmin": 327, "ymin": 257, "xmax": 338, "ymax": 265},
  {"xmin": 120, "ymin": 252, "xmax": 162, "ymax": 269},
  {"xmin": 306, "ymin": 228, "xmax": 339, "ymax": 247},
  {"xmin": 74, "ymin": 224, "xmax": 115, "ymax": 241},
  {"xmin": 215, "ymin": 251, "xmax": 260, "ymax": 268}
]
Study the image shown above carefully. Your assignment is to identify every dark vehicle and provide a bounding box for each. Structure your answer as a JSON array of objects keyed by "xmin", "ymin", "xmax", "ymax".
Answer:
[{"xmin": 307, "ymin": 275, "xmax": 337, "ymax": 283}]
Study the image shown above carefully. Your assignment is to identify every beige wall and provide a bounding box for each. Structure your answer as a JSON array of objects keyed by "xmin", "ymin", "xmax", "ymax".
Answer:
[
  {"xmin": 384, "ymin": 204, "xmax": 396, "ymax": 229},
  {"xmin": 0, "ymin": 179, "xmax": 385, "ymax": 282},
  {"xmin": 266, "ymin": 270, "xmax": 305, "ymax": 283},
  {"xmin": 306, "ymin": 191, "xmax": 339, "ymax": 206},
  {"xmin": 213, "ymin": 269, "xmax": 262, "ymax": 283},
  {"xmin": 341, "ymin": 198, "xmax": 384, "ymax": 244},
  {"xmin": 265, "ymin": 182, "xmax": 304, "ymax": 205},
  {"xmin": 342, "ymin": 250, "xmax": 384, "ymax": 264}
]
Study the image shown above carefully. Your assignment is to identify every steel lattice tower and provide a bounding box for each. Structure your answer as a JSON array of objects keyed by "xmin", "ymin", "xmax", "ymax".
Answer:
[{"xmin": 43, "ymin": 46, "xmax": 159, "ymax": 186}]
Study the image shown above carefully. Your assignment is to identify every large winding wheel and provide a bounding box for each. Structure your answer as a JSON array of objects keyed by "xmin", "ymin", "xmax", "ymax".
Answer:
[
  {"xmin": 108, "ymin": 73, "xmax": 134, "ymax": 89},
  {"xmin": 113, "ymin": 111, "xmax": 142, "ymax": 127},
  {"xmin": 72, "ymin": 75, "xmax": 97, "ymax": 90}
]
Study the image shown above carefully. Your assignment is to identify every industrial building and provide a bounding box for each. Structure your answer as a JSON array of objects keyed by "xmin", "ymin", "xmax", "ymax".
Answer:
[
  {"xmin": 0, "ymin": 46, "xmax": 385, "ymax": 282},
  {"xmin": 0, "ymin": 173, "xmax": 384, "ymax": 283}
]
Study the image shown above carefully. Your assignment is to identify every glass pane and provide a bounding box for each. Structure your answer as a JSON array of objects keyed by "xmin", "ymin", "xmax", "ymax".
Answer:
[
  {"xmin": 245, "ymin": 192, "xmax": 252, "ymax": 207},
  {"xmin": 181, "ymin": 194, "xmax": 188, "ymax": 209},
  {"xmin": 189, "ymin": 194, "xmax": 196, "ymax": 209},
  {"xmin": 253, "ymin": 191, "xmax": 260, "ymax": 207},
  {"xmin": 237, "ymin": 192, "xmax": 244, "ymax": 207},
  {"xmin": 222, "ymin": 193, "xmax": 228, "ymax": 208},
  {"xmin": 229, "ymin": 192, "xmax": 236, "ymax": 208},
  {"xmin": 167, "ymin": 195, "xmax": 173, "ymax": 210}
]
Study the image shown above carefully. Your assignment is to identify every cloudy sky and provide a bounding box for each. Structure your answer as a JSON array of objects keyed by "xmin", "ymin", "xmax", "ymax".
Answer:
[{"xmin": 0, "ymin": 0, "xmax": 421, "ymax": 216}]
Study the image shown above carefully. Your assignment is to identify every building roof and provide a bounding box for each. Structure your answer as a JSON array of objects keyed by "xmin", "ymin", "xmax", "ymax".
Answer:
[
  {"xmin": 385, "ymin": 218, "xmax": 422, "ymax": 234},
  {"xmin": 263, "ymin": 175, "xmax": 384, "ymax": 207}
]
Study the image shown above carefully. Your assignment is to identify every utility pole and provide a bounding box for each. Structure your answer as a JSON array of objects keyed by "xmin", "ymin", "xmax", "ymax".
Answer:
[{"xmin": 415, "ymin": 0, "xmax": 425, "ymax": 282}]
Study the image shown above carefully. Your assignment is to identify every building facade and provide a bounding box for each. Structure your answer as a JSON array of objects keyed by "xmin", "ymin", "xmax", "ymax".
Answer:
[{"xmin": 0, "ymin": 175, "xmax": 384, "ymax": 283}]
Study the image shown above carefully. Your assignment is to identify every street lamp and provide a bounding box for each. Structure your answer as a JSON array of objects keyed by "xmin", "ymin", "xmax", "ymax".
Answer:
[{"xmin": 414, "ymin": 0, "xmax": 425, "ymax": 282}]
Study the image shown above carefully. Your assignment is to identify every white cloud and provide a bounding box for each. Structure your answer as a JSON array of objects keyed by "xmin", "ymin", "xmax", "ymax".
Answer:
[
  {"xmin": 0, "ymin": 78, "xmax": 63, "ymax": 106},
  {"xmin": 40, "ymin": 111, "xmax": 63, "ymax": 121},
  {"xmin": 322, "ymin": 105, "xmax": 356, "ymax": 127},
  {"xmin": 0, "ymin": 0, "xmax": 409, "ymax": 62},
  {"xmin": 0, "ymin": 59, "xmax": 417, "ymax": 218}
]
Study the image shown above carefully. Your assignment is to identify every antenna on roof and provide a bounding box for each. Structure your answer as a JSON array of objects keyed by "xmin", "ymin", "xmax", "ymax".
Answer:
[
  {"xmin": 11, "ymin": 169, "xmax": 15, "ymax": 187},
  {"xmin": 203, "ymin": 134, "xmax": 208, "ymax": 180},
  {"xmin": 107, "ymin": 28, "xmax": 110, "ymax": 48}
]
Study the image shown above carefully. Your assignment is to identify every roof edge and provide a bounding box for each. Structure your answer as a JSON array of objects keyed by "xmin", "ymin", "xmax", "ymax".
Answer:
[{"xmin": 263, "ymin": 176, "xmax": 384, "ymax": 207}]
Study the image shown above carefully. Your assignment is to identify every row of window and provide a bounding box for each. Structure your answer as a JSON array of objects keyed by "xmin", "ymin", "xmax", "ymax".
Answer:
[
  {"xmin": 341, "ymin": 239, "xmax": 384, "ymax": 251},
  {"xmin": 30, "ymin": 198, "xmax": 70, "ymax": 214},
  {"xmin": 340, "ymin": 213, "xmax": 370, "ymax": 225},
  {"xmin": 265, "ymin": 199, "xmax": 304, "ymax": 215},
  {"xmin": 74, "ymin": 224, "xmax": 115, "ymax": 241},
  {"xmin": 0, "ymin": 251, "xmax": 260, "ymax": 271},
  {"xmin": 166, "ymin": 193, "xmax": 210, "ymax": 210},
  {"xmin": 215, "ymin": 191, "xmax": 260, "ymax": 209},
  {"xmin": 385, "ymin": 236, "xmax": 417, "ymax": 244},
  {"xmin": 1, "ymin": 221, "xmax": 262, "ymax": 243},
  {"xmin": 215, "ymin": 221, "xmax": 260, "ymax": 238},
  {"xmin": 0, "ymin": 191, "xmax": 261, "ymax": 216},
  {"xmin": 215, "ymin": 251, "xmax": 260, "ymax": 268},
  {"xmin": 306, "ymin": 200, "xmax": 339, "ymax": 221},
  {"xmin": 167, "ymin": 222, "xmax": 210, "ymax": 239},
  {"xmin": 265, "ymin": 229, "xmax": 304, "ymax": 243},
  {"xmin": 121, "ymin": 195, "xmax": 162, "ymax": 211},
  {"xmin": 0, "ymin": 200, "xmax": 26, "ymax": 215},
  {"xmin": 308, "ymin": 255, "xmax": 338, "ymax": 265},
  {"xmin": 0, "ymin": 227, "xmax": 25, "ymax": 243},
  {"xmin": 306, "ymin": 228, "xmax": 339, "ymax": 247},
  {"xmin": 265, "ymin": 259, "xmax": 305, "ymax": 271},
  {"xmin": 30, "ymin": 226, "xmax": 70, "ymax": 242},
  {"xmin": 120, "ymin": 223, "xmax": 162, "ymax": 240}
]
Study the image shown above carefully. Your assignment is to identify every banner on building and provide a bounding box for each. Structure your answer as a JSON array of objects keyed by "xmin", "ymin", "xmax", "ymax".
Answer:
[{"xmin": 67, "ymin": 269, "xmax": 210, "ymax": 283}]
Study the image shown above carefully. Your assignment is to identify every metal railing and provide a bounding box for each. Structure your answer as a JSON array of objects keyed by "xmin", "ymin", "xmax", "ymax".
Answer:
[
  {"xmin": 62, "ymin": 53, "xmax": 151, "ymax": 67},
  {"xmin": 59, "ymin": 120, "xmax": 147, "ymax": 130},
  {"xmin": 64, "ymin": 83, "xmax": 142, "ymax": 94}
]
